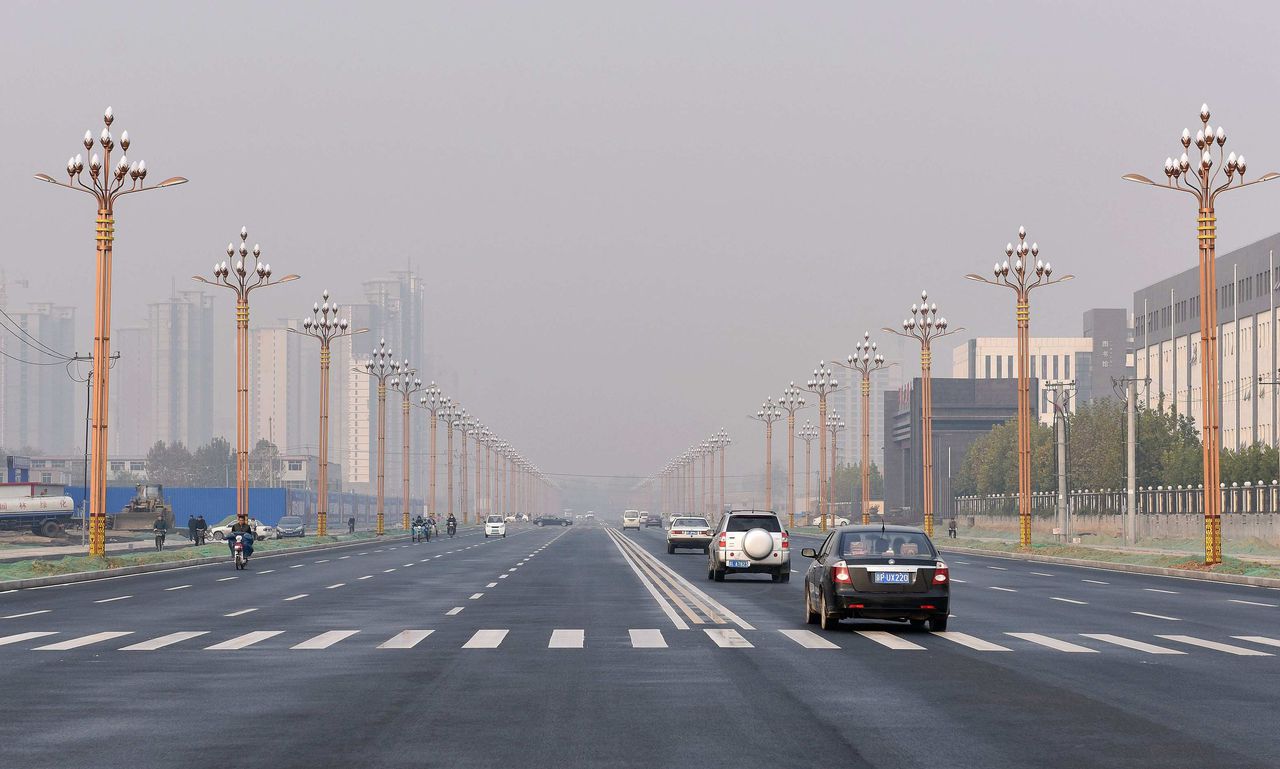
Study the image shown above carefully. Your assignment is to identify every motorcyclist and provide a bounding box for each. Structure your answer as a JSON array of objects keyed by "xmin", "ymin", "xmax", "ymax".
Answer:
[
  {"xmin": 227, "ymin": 518, "xmax": 255, "ymax": 560},
  {"xmin": 153, "ymin": 514, "xmax": 168, "ymax": 552},
  {"xmin": 446, "ymin": 513, "xmax": 457, "ymax": 536},
  {"xmin": 412, "ymin": 514, "xmax": 427, "ymax": 541}
]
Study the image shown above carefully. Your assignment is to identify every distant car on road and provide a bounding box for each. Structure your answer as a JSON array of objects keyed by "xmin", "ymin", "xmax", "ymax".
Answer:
[
  {"xmin": 707, "ymin": 510, "xmax": 790, "ymax": 582},
  {"xmin": 811, "ymin": 516, "xmax": 851, "ymax": 527},
  {"xmin": 621, "ymin": 510, "xmax": 641, "ymax": 530},
  {"xmin": 208, "ymin": 516, "xmax": 274, "ymax": 541},
  {"xmin": 275, "ymin": 515, "xmax": 305, "ymax": 539},
  {"xmin": 666, "ymin": 516, "xmax": 712, "ymax": 553},
  {"xmin": 801, "ymin": 524, "xmax": 949, "ymax": 632},
  {"xmin": 536, "ymin": 515, "xmax": 571, "ymax": 527},
  {"xmin": 641, "ymin": 511, "xmax": 662, "ymax": 528},
  {"xmin": 485, "ymin": 515, "xmax": 507, "ymax": 538}
]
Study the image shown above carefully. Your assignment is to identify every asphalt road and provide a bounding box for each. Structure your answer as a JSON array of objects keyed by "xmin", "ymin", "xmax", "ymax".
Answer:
[{"xmin": 1, "ymin": 520, "xmax": 1278, "ymax": 769}]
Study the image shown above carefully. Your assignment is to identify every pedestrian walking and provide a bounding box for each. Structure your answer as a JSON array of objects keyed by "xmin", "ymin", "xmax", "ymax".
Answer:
[
  {"xmin": 195, "ymin": 515, "xmax": 208, "ymax": 545},
  {"xmin": 947, "ymin": 517, "xmax": 958, "ymax": 539},
  {"xmin": 348, "ymin": 516, "xmax": 356, "ymax": 534},
  {"xmin": 187, "ymin": 515, "xmax": 198, "ymax": 543}
]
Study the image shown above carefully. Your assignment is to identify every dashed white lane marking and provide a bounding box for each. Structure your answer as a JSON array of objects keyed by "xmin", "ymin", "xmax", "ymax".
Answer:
[
  {"xmin": 326, "ymin": 583, "xmax": 345, "ymax": 590},
  {"xmin": 1050, "ymin": 597, "xmax": 1088, "ymax": 605},
  {"xmin": 217, "ymin": 577, "xmax": 238, "ymax": 582},
  {"xmin": 315, "ymin": 559, "xmax": 329, "ymax": 564},
  {"xmin": 1143, "ymin": 588, "xmax": 1178, "ymax": 594},
  {"xmin": 94, "ymin": 595, "xmax": 132, "ymax": 604},
  {"xmin": 1229, "ymin": 599, "xmax": 1279, "ymax": 608},
  {"xmin": 498, "ymin": 575, "xmax": 509, "ymax": 579},
  {"xmin": 856, "ymin": 630, "xmax": 925, "ymax": 650},
  {"xmin": 164, "ymin": 585, "xmax": 191, "ymax": 592},
  {"xmin": 705, "ymin": 629, "xmax": 753, "ymax": 648},
  {"xmin": 987, "ymin": 566, "xmax": 1008, "ymax": 571},
  {"xmin": 507, "ymin": 568, "xmax": 518, "ymax": 572},
  {"xmin": 1030, "ymin": 572, "xmax": 1055, "ymax": 577},
  {"xmin": 121, "ymin": 631, "xmax": 210, "ymax": 651},
  {"xmin": 1233, "ymin": 635, "xmax": 1280, "ymax": 649},
  {"xmin": 223, "ymin": 608, "xmax": 258, "ymax": 617},
  {"xmin": 290, "ymin": 564, "xmax": 305, "ymax": 569},
  {"xmin": 549, "ymin": 629, "xmax": 585, "ymax": 648},
  {"xmin": 35, "ymin": 631, "xmax": 133, "ymax": 651},
  {"xmin": 934, "ymin": 631, "xmax": 1011, "ymax": 651},
  {"xmin": 1081, "ymin": 634, "xmax": 1184, "ymax": 655},
  {"xmin": 779, "ymin": 629, "xmax": 840, "ymax": 649},
  {"xmin": 989, "ymin": 586, "xmax": 1017, "ymax": 593},
  {"xmin": 1159, "ymin": 635, "xmax": 1272, "ymax": 656},
  {"xmin": 420, "ymin": 559, "xmax": 430, "ymax": 563},
  {"xmin": 446, "ymin": 607, "xmax": 464, "ymax": 615},
  {"xmin": 283, "ymin": 594, "xmax": 308, "ymax": 602},
  {"xmin": 292, "ymin": 630, "xmax": 359, "ymax": 649},
  {"xmin": 486, "ymin": 582, "xmax": 498, "ymax": 588},
  {"xmin": 1131, "ymin": 611, "xmax": 1180, "ymax": 621},
  {"xmin": 358, "ymin": 552, "xmax": 369, "ymax": 556},
  {"xmin": 951, "ymin": 579, "xmax": 968, "ymax": 584},
  {"xmin": 358, "ymin": 575, "xmax": 374, "ymax": 580},
  {"xmin": 403, "ymin": 563, "xmax": 414, "ymax": 568},
  {"xmin": 470, "ymin": 593, "xmax": 484, "ymax": 600},
  {"xmin": 3, "ymin": 610, "xmax": 51, "ymax": 619},
  {"xmin": 206, "ymin": 631, "xmax": 284, "ymax": 650},
  {"xmin": 0, "ymin": 631, "xmax": 58, "ymax": 646},
  {"xmin": 955, "ymin": 561, "xmax": 971, "ymax": 565},
  {"xmin": 383, "ymin": 569, "xmax": 397, "ymax": 573},
  {"xmin": 1082, "ymin": 579, "xmax": 1109, "ymax": 585},
  {"xmin": 1006, "ymin": 633, "xmax": 1096, "ymax": 653},
  {"xmin": 258, "ymin": 570, "xmax": 275, "ymax": 574},
  {"xmin": 434, "ymin": 555, "xmax": 443, "ymax": 559},
  {"xmin": 463, "ymin": 629, "xmax": 508, "ymax": 649},
  {"xmin": 379, "ymin": 630, "xmax": 434, "ymax": 649},
  {"xmin": 629, "ymin": 629, "xmax": 667, "ymax": 648},
  {"xmin": 339, "ymin": 556, "xmax": 351, "ymax": 560}
]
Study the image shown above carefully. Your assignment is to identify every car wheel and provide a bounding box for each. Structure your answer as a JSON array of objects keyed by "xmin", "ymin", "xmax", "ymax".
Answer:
[
  {"xmin": 819, "ymin": 592, "xmax": 838, "ymax": 631},
  {"xmin": 909, "ymin": 618, "xmax": 927, "ymax": 630},
  {"xmin": 667, "ymin": 544, "xmax": 674, "ymax": 554},
  {"xmin": 770, "ymin": 571, "xmax": 781, "ymax": 583},
  {"xmin": 707, "ymin": 565, "xmax": 714, "ymax": 581},
  {"xmin": 780, "ymin": 571, "xmax": 791, "ymax": 584},
  {"xmin": 713, "ymin": 567, "xmax": 725, "ymax": 582},
  {"xmin": 804, "ymin": 584, "xmax": 818, "ymax": 625},
  {"xmin": 214, "ymin": 531, "xmax": 225, "ymax": 541},
  {"xmin": 928, "ymin": 614, "xmax": 949, "ymax": 632}
]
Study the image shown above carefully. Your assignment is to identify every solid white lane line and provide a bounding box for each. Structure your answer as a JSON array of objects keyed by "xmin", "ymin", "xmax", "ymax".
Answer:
[
  {"xmin": 856, "ymin": 631, "xmax": 925, "ymax": 650},
  {"xmin": 206, "ymin": 630, "xmax": 285, "ymax": 650},
  {"xmin": 933, "ymin": 631, "xmax": 1010, "ymax": 651},
  {"xmin": 629, "ymin": 629, "xmax": 667, "ymax": 648},
  {"xmin": 164, "ymin": 585, "xmax": 191, "ymax": 592},
  {"xmin": 0, "ymin": 631, "xmax": 58, "ymax": 646},
  {"xmin": 1228, "ymin": 599, "xmax": 1279, "ymax": 608},
  {"xmin": 486, "ymin": 582, "xmax": 498, "ymax": 588},
  {"xmin": 1131, "ymin": 611, "xmax": 1181, "ymax": 621},
  {"xmin": 549, "ymin": 629, "xmax": 585, "ymax": 649},
  {"xmin": 463, "ymin": 629, "xmax": 508, "ymax": 649},
  {"xmin": 379, "ymin": 630, "xmax": 434, "ymax": 649},
  {"xmin": 987, "ymin": 566, "xmax": 1008, "ymax": 571},
  {"xmin": 94, "ymin": 595, "xmax": 132, "ymax": 604},
  {"xmin": 704, "ymin": 629, "xmax": 753, "ymax": 648},
  {"xmin": 1050, "ymin": 597, "xmax": 1088, "ymax": 605},
  {"xmin": 1006, "ymin": 633, "xmax": 1096, "ymax": 653},
  {"xmin": 1143, "ymin": 588, "xmax": 1178, "ymax": 594},
  {"xmin": 779, "ymin": 629, "xmax": 840, "ymax": 649},
  {"xmin": 1233, "ymin": 635, "xmax": 1280, "ymax": 649},
  {"xmin": 1082, "ymin": 579, "xmax": 1109, "ymax": 585},
  {"xmin": 989, "ymin": 586, "xmax": 1017, "ymax": 592},
  {"xmin": 358, "ymin": 575, "xmax": 374, "ymax": 580},
  {"xmin": 292, "ymin": 630, "xmax": 359, "ymax": 649},
  {"xmin": 283, "ymin": 594, "xmax": 308, "ymax": 601},
  {"xmin": 3, "ymin": 610, "xmax": 51, "ymax": 619},
  {"xmin": 223, "ymin": 608, "xmax": 258, "ymax": 617},
  {"xmin": 1031, "ymin": 572, "xmax": 1056, "ymax": 577},
  {"xmin": 1080, "ymin": 634, "xmax": 1185, "ymax": 655},
  {"xmin": 326, "ymin": 583, "xmax": 345, "ymax": 590},
  {"xmin": 470, "ymin": 593, "xmax": 484, "ymax": 600},
  {"xmin": 1158, "ymin": 635, "xmax": 1272, "ymax": 656},
  {"xmin": 121, "ymin": 631, "xmax": 210, "ymax": 651},
  {"xmin": 446, "ymin": 607, "xmax": 464, "ymax": 615},
  {"xmin": 35, "ymin": 631, "xmax": 133, "ymax": 651}
]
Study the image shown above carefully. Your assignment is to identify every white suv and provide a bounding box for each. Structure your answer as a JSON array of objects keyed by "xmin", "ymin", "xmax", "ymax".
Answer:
[
  {"xmin": 622, "ymin": 510, "xmax": 641, "ymax": 530},
  {"xmin": 485, "ymin": 515, "xmax": 506, "ymax": 538},
  {"xmin": 707, "ymin": 511, "xmax": 790, "ymax": 583}
]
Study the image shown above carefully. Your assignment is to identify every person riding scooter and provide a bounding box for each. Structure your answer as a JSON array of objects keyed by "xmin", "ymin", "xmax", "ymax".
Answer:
[
  {"xmin": 227, "ymin": 518, "xmax": 255, "ymax": 561},
  {"xmin": 446, "ymin": 513, "xmax": 457, "ymax": 537}
]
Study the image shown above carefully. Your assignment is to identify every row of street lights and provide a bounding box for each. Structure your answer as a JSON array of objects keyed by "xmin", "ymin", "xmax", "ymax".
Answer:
[{"xmin": 655, "ymin": 431, "xmax": 730, "ymax": 521}]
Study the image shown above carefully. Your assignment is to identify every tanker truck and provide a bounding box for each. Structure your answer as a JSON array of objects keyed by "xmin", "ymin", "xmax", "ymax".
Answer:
[{"xmin": 0, "ymin": 483, "xmax": 76, "ymax": 537}]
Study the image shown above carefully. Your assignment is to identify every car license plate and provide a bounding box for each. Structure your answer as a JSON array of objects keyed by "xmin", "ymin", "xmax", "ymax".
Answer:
[
  {"xmin": 728, "ymin": 560, "xmax": 751, "ymax": 568},
  {"xmin": 873, "ymin": 572, "xmax": 912, "ymax": 584}
]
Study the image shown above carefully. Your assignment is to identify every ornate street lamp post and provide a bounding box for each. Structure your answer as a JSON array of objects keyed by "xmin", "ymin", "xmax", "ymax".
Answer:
[
  {"xmin": 715, "ymin": 429, "xmax": 730, "ymax": 521},
  {"xmin": 885, "ymin": 291, "xmax": 961, "ymax": 537},
  {"xmin": 803, "ymin": 364, "xmax": 840, "ymax": 531},
  {"xmin": 1123, "ymin": 104, "xmax": 1279, "ymax": 565},
  {"xmin": 778, "ymin": 385, "xmax": 806, "ymax": 528},
  {"xmin": 292, "ymin": 291, "xmax": 364, "ymax": 535},
  {"xmin": 798, "ymin": 420, "xmax": 819, "ymax": 524},
  {"xmin": 836, "ymin": 333, "xmax": 887, "ymax": 524},
  {"xmin": 825, "ymin": 413, "xmax": 845, "ymax": 525},
  {"xmin": 36, "ymin": 107, "xmax": 187, "ymax": 556},
  {"xmin": 440, "ymin": 404, "xmax": 464, "ymax": 521},
  {"xmin": 418, "ymin": 384, "xmax": 444, "ymax": 520},
  {"xmin": 358, "ymin": 340, "xmax": 401, "ymax": 535},
  {"xmin": 389, "ymin": 370, "xmax": 424, "ymax": 530},
  {"xmin": 966, "ymin": 228, "xmax": 1073, "ymax": 548},
  {"xmin": 197, "ymin": 227, "xmax": 299, "ymax": 527},
  {"xmin": 472, "ymin": 423, "xmax": 486, "ymax": 520},
  {"xmin": 456, "ymin": 412, "xmax": 473, "ymax": 524},
  {"xmin": 749, "ymin": 398, "xmax": 784, "ymax": 512}
]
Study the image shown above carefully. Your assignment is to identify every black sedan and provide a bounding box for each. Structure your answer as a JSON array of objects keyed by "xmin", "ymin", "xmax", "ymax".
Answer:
[
  {"xmin": 536, "ymin": 516, "xmax": 572, "ymax": 527},
  {"xmin": 801, "ymin": 524, "xmax": 949, "ymax": 632}
]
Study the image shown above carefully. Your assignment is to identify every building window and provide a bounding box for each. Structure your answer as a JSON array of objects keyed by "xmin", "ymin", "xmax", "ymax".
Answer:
[
  {"xmin": 996, "ymin": 356, "xmax": 1002, "ymax": 378},
  {"xmin": 288, "ymin": 460, "xmax": 304, "ymax": 472},
  {"xmin": 1065, "ymin": 355, "xmax": 1071, "ymax": 379},
  {"xmin": 41, "ymin": 473, "xmax": 52, "ymax": 484},
  {"xmin": 1007, "ymin": 355, "xmax": 1013, "ymax": 378},
  {"xmin": 984, "ymin": 356, "xmax": 991, "ymax": 378},
  {"xmin": 130, "ymin": 462, "xmax": 145, "ymax": 472},
  {"xmin": 1053, "ymin": 355, "xmax": 1060, "ymax": 379}
]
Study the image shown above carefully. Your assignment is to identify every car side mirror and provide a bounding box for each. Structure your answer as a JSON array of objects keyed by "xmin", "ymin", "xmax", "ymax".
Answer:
[{"xmin": 800, "ymin": 547, "xmax": 817, "ymax": 558}]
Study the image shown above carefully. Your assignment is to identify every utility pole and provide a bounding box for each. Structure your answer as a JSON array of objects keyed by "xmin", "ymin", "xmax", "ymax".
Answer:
[
  {"xmin": 1046, "ymin": 381, "xmax": 1075, "ymax": 543},
  {"xmin": 1114, "ymin": 376, "xmax": 1148, "ymax": 545}
]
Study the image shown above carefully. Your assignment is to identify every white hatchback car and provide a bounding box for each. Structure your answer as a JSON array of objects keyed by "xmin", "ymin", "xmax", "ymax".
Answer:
[
  {"xmin": 485, "ymin": 515, "xmax": 507, "ymax": 538},
  {"xmin": 622, "ymin": 510, "xmax": 641, "ymax": 530}
]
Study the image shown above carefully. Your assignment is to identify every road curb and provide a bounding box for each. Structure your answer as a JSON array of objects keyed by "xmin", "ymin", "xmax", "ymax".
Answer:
[
  {"xmin": 0, "ymin": 533, "xmax": 412, "ymax": 591},
  {"xmin": 936, "ymin": 545, "xmax": 1280, "ymax": 588}
]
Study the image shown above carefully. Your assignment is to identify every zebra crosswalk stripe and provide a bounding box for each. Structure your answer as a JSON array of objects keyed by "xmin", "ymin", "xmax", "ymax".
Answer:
[
  {"xmin": 704, "ymin": 629, "xmax": 752, "ymax": 648},
  {"xmin": 933, "ymin": 631, "xmax": 1010, "ymax": 651},
  {"xmin": 34, "ymin": 631, "xmax": 133, "ymax": 651},
  {"xmin": 778, "ymin": 629, "xmax": 839, "ymax": 649},
  {"xmin": 629, "ymin": 629, "xmax": 666, "ymax": 648},
  {"xmin": 463, "ymin": 629, "xmax": 508, "ymax": 649},
  {"xmin": 206, "ymin": 631, "xmax": 285, "ymax": 650},
  {"xmin": 1157, "ymin": 635, "xmax": 1272, "ymax": 656},
  {"xmin": 549, "ymin": 629, "xmax": 584, "ymax": 649},
  {"xmin": 1006, "ymin": 633, "xmax": 1096, "ymax": 653},
  {"xmin": 121, "ymin": 632, "xmax": 210, "ymax": 651},
  {"xmin": 0, "ymin": 631, "xmax": 58, "ymax": 647},
  {"xmin": 292, "ymin": 630, "xmax": 359, "ymax": 650},
  {"xmin": 856, "ymin": 630, "xmax": 925, "ymax": 650},
  {"xmin": 378, "ymin": 630, "xmax": 434, "ymax": 649},
  {"xmin": 1080, "ymin": 634, "xmax": 1184, "ymax": 655}
]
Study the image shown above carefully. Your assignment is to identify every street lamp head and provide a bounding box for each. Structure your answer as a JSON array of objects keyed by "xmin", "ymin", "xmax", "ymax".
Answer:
[{"xmin": 1200, "ymin": 103, "xmax": 1210, "ymax": 122}]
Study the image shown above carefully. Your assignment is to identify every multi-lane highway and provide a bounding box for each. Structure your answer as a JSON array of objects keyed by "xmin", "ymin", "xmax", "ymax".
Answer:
[{"xmin": 1, "ymin": 520, "xmax": 1277, "ymax": 768}]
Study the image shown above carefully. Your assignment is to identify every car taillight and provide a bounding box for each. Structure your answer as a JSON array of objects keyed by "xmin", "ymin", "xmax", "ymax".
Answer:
[
  {"xmin": 781, "ymin": 532, "xmax": 789, "ymax": 550},
  {"xmin": 672, "ymin": 530, "xmax": 682, "ymax": 535},
  {"xmin": 833, "ymin": 560, "xmax": 852, "ymax": 583},
  {"xmin": 718, "ymin": 533, "xmax": 726, "ymax": 548},
  {"xmin": 933, "ymin": 563, "xmax": 949, "ymax": 584}
]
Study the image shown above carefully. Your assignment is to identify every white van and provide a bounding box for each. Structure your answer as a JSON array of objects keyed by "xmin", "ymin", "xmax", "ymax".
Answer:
[
  {"xmin": 485, "ymin": 515, "xmax": 507, "ymax": 539},
  {"xmin": 622, "ymin": 510, "xmax": 641, "ymax": 530}
]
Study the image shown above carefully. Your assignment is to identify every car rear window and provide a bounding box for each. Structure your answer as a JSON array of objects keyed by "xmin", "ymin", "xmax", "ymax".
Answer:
[
  {"xmin": 487, "ymin": 516, "xmax": 504, "ymax": 523},
  {"xmin": 837, "ymin": 532, "xmax": 936, "ymax": 559},
  {"xmin": 279, "ymin": 517, "xmax": 302, "ymax": 526},
  {"xmin": 726, "ymin": 515, "xmax": 781, "ymax": 533},
  {"xmin": 673, "ymin": 518, "xmax": 708, "ymax": 527}
]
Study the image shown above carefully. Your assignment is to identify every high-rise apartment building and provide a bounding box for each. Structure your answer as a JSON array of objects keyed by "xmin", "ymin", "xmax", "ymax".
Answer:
[
  {"xmin": 111, "ymin": 326, "xmax": 154, "ymax": 456},
  {"xmin": 148, "ymin": 291, "xmax": 215, "ymax": 448},
  {"xmin": 0, "ymin": 301, "xmax": 77, "ymax": 453}
]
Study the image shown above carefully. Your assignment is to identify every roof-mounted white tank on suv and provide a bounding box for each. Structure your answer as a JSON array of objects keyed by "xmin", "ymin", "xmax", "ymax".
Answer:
[{"xmin": 707, "ymin": 510, "xmax": 790, "ymax": 583}]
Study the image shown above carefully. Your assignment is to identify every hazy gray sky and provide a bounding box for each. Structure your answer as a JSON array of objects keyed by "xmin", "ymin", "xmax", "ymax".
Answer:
[{"xmin": 4, "ymin": 1, "xmax": 1280, "ymax": 484}]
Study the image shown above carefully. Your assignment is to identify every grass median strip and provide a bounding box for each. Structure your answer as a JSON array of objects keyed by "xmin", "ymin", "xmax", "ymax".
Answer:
[{"xmin": 945, "ymin": 537, "xmax": 1280, "ymax": 580}]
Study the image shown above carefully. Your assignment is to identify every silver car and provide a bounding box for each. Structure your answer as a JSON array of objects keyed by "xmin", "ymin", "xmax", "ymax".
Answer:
[{"xmin": 666, "ymin": 516, "xmax": 713, "ymax": 554}]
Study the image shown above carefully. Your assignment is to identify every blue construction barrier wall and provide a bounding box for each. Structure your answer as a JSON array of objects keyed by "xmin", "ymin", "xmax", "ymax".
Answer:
[{"xmin": 67, "ymin": 487, "xmax": 424, "ymax": 529}]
